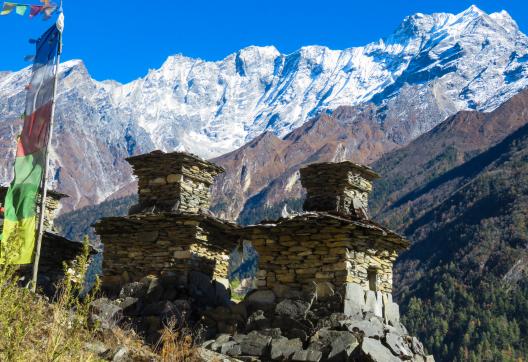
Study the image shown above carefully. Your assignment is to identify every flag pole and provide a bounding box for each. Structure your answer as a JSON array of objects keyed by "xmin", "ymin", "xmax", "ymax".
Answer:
[{"xmin": 31, "ymin": 8, "xmax": 63, "ymax": 293}]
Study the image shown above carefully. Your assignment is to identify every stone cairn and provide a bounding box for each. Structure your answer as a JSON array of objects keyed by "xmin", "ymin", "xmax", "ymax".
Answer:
[
  {"xmin": 94, "ymin": 151, "xmax": 240, "ymax": 343},
  {"xmin": 93, "ymin": 155, "xmax": 434, "ymax": 362}
]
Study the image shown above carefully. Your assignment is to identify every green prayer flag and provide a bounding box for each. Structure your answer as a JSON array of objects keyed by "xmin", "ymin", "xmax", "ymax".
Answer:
[{"xmin": 15, "ymin": 5, "xmax": 28, "ymax": 16}]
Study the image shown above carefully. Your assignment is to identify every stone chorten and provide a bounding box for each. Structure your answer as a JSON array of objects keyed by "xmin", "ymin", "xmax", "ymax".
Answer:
[
  {"xmin": 96, "ymin": 151, "xmax": 238, "ymax": 294},
  {"xmin": 127, "ymin": 150, "xmax": 225, "ymax": 214},
  {"xmin": 241, "ymin": 161, "xmax": 409, "ymax": 325},
  {"xmin": 300, "ymin": 161, "xmax": 380, "ymax": 219}
]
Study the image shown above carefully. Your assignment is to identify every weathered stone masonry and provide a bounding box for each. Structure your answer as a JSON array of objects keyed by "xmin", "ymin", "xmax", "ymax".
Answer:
[
  {"xmin": 97, "ymin": 152, "xmax": 409, "ymax": 325},
  {"xmin": 96, "ymin": 151, "xmax": 239, "ymax": 293},
  {"xmin": 240, "ymin": 161, "xmax": 409, "ymax": 325}
]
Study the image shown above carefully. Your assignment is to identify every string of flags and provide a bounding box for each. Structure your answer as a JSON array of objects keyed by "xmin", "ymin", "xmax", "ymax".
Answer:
[{"xmin": 0, "ymin": 0, "xmax": 57, "ymax": 19}]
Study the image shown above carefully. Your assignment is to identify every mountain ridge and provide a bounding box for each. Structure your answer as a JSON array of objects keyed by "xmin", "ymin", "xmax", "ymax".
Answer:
[{"xmin": 2, "ymin": 5, "xmax": 528, "ymax": 215}]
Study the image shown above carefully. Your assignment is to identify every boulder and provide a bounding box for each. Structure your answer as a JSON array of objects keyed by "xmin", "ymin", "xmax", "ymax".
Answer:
[
  {"xmin": 308, "ymin": 329, "xmax": 357, "ymax": 361},
  {"xmin": 247, "ymin": 310, "xmax": 271, "ymax": 331},
  {"xmin": 411, "ymin": 336, "xmax": 425, "ymax": 356},
  {"xmin": 245, "ymin": 290, "xmax": 276, "ymax": 309},
  {"xmin": 90, "ymin": 298, "xmax": 123, "ymax": 329},
  {"xmin": 118, "ymin": 297, "xmax": 141, "ymax": 316},
  {"xmin": 240, "ymin": 331, "xmax": 272, "ymax": 357},
  {"xmin": 327, "ymin": 334, "xmax": 359, "ymax": 362},
  {"xmin": 275, "ymin": 299, "xmax": 311, "ymax": 319},
  {"xmin": 292, "ymin": 349, "xmax": 323, "ymax": 362},
  {"xmin": 259, "ymin": 328, "xmax": 283, "ymax": 339},
  {"xmin": 221, "ymin": 341, "xmax": 242, "ymax": 357},
  {"xmin": 345, "ymin": 319, "xmax": 384, "ymax": 339},
  {"xmin": 211, "ymin": 334, "xmax": 233, "ymax": 352},
  {"xmin": 353, "ymin": 338, "xmax": 400, "ymax": 362},
  {"xmin": 384, "ymin": 333, "xmax": 413, "ymax": 360},
  {"xmin": 145, "ymin": 278, "xmax": 164, "ymax": 303},
  {"xmin": 119, "ymin": 282, "xmax": 148, "ymax": 299},
  {"xmin": 270, "ymin": 337, "xmax": 303, "ymax": 360},
  {"xmin": 141, "ymin": 301, "xmax": 176, "ymax": 316}
]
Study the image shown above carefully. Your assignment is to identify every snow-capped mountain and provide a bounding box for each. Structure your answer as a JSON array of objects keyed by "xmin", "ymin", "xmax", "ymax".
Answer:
[{"xmin": 1, "ymin": 5, "xmax": 528, "ymax": 213}]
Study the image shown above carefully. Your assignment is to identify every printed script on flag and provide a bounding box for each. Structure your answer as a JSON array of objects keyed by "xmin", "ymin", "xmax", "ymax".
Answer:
[{"xmin": 0, "ymin": 24, "xmax": 60, "ymax": 264}]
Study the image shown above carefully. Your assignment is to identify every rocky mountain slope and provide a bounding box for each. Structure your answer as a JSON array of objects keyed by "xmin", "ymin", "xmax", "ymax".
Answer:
[
  {"xmin": 2, "ymin": 5, "xmax": 528, "ymax": 214},
  {"xmin": 367, "ymin": 98, "xmax": 528, "ymax": 361}
]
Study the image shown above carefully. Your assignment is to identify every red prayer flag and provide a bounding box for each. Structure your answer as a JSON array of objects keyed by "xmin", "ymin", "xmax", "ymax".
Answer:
[{"xmin": 29, "ymin": 5, "xmax": 43, "ymax": 18}]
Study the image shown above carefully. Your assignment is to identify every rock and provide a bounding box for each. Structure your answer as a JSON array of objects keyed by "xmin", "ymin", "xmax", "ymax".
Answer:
[
  {"xmin": 85, "ymin": 341, "xmax": 110, "ymax": 356},
  {"xmin": 273, "ymin": 284, "xmax": 304, "ymax": 300},
  {"xmin": 247, "ymin": 310, "xmax": 271, "ymax": 331},
  {"xmin": 145, "ymin": 277, "xmax": 164, "ymax": 303},
  {"xmin": 90, "ymin": 298, "xmax": 123, "ymax": 328},
  {"xmin": 259, "ymin": 328, "xmax": 282, "ymax": 339},
  {"xmin": 384, "ymin": 302, "xmax": 400, "ymax": 326},
  {"xmin": 112, "ymin": 347, "xmax": 129, "ymax": 362},
  {"xmin": 353, "ymin": 338, "xmax": 400, "ymax": 362},
  {"xmin": 221, "ymin": 341, "xmax": 242, "ymax": 356},
  {"xmin": 240, "ymin": 331, "xmax": 272, "ymax": 357},
  {"xmin": 425, "ymin": 355, "xmax": 435, "ymax": 362},
  {"xmin": 275, "ymin": 299, "xmax": 311, "ymax": 319},
  {"xmin": 328, "ymin": 334, "xmax": 359, "ymax": 362},
  {"xmin": 384, "ymin": 333, "xmax": 413, "ymax": 360},
  {"xmin": 202, "ymin": 339, "xmax": 215, "ymax": 349},
  {"xmin": 292, "ymin": 349, "xmax": 323, "ymax": 362},
  {"xmin": 245, "ymin": 290, "xmax": 276, "ymax": 309},
  {"xmin": 344, "ymin": 299, "xmax": 363, "ymax": 320},
  {"xmin": 196, "ymin": 347, "xmax": 243, "ymax": 362},
  {"xmin": 271, "ymin": 337, "xmax": 303, "ymax": 360},
  {"xmin": 141, "ymin": 301, "xmax": 177, "ymax": 316},
  {"xmin": 285, "ymin": 328, "xmax": 308, "ymax": 343},
  {"xmin": 345, "ymin": 319, "xmax": 384, "ymax": 339},
  {"xmin": 119, "ymin": 281, "xmax": 148, "ymax": 299},
  {"xmin": 233, "ymin": 333, "xmax": 247, "ymax": 343},
  {"xmin": 411, "ymin": 336, "xmax": 425, "ymax": 356},
  {"xmin": 345, "ymin": 283, "xmax": 365, "ymax": 304},
  {"xmin": 364, "ymin": 291, "xmax": 383, "ymax": 318},
  {"xmin": 308, "ymin": 329, "xmax": 358, "ymax": 361},
  {"xmin": 119, "ymin": 297, "xmax": 141, "ymax": 316}
]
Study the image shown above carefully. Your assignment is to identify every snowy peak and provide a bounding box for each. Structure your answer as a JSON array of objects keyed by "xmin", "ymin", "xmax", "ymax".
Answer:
[{"xmin": 2, "ymin": 5, "xmax": 528, "ymax": 214}]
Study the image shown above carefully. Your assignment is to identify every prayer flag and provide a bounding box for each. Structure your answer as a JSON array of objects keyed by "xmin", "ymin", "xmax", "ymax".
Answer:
[{"xmin": 0, "ymin": 23, "xmax": 60, "ymax": 264}]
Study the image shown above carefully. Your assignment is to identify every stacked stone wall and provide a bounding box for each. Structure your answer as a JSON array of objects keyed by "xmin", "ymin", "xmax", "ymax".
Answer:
[
  {"xmin": 245, "ymin": 217, "xmax": 400, "ymax": 296},
  {"xmin": 99, "ymin": 217, "xmax": 234, "ymax": 283}
]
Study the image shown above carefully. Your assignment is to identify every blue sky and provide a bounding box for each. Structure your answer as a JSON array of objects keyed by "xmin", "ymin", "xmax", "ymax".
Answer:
[{"xmin": 0, "ymin": 0, "xmax": 527, "ymax": 82}]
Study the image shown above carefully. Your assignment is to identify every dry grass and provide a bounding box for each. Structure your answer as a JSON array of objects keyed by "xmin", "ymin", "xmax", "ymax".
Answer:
[
  {"xmin": 155, "ymin": 318, "xmax": 199, "ymax": 362},
  {"xmin": 0, "ymin": 235, "xmax": 200, "ymax": 361}
]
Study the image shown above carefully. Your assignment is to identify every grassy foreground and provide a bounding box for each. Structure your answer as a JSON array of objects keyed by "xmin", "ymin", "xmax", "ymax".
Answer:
[{"xmin": 0, "ymin": 238, "xmax": 197, "ymax": 361}]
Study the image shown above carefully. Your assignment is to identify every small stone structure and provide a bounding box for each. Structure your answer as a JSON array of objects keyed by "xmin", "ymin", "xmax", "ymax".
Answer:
[
  {"xmin": 241, "ymin": 161, "xmax": 409, "ymax": 325},
  {"xmin": 0, "ymin": 187, "xmax": 93, "ymax": 295},
  {"xmin": 93, "ymin": 152, "xmax": 434, "ymax": 361},
  {"xmin": 95, "ymin": 151, "xmax": 239, "ymax": 298}
]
